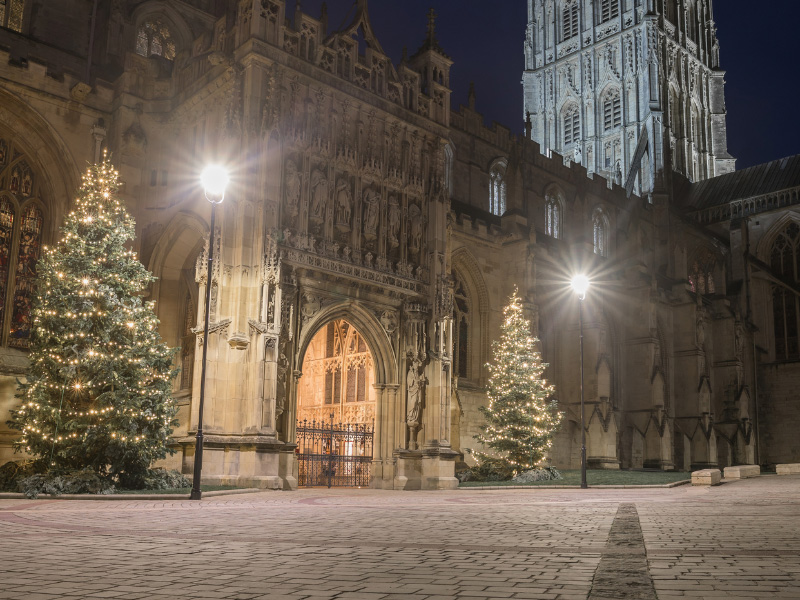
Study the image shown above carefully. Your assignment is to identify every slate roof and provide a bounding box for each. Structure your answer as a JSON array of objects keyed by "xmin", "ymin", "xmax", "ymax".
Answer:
[{"xmin": 684, "ymin": 154, "xmax": 800, "ymax": 209}]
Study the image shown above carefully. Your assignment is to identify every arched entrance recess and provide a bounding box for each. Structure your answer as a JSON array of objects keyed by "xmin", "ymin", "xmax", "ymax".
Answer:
[{"xmin": 291, "ymin": 301, "xmax": 398, "ymax": 488}]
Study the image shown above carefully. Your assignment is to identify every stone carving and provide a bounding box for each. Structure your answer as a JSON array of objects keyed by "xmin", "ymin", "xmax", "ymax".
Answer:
[
  {"xmin": 300, "ymin": 293, "xmax": 322, "ymax": 323},
  {"xmin": 284, "ymin": 159, "xmax": 301, "ymax": 216},
  {"xmin": 309, "ymin": 168, "xmax": 328, "ymax": 220},
  {"xmin": 363, "ymin": 187, "xmax": 380, "ymax": 240},
  {"xmin": 408, "ymin": 203, "xmax": 424, "ymax": 255},
  {"xmin": 734, "ymin": 319, "xmax": 744, "ymax": 360},
  {"xmin": 387, "ymin": 195, "xmax": 400, "ymax": 246},
  {"xmin": 380, "ymin": 310, "xmax": 398, "ymax": 335},
  {"xmin": 406, "ymin": 356, "xmax": 427, "ymax": 450},
  {"xmin": 335, "ymin": 178, "xmax": 352, "ymax": 229}
]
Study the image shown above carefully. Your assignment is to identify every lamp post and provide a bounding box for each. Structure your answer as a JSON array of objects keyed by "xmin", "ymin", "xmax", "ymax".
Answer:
[
  {"xmin": 190, "ymin": 165, "xmax": 229, "ymax": 501},
  {"xmin": 571, "ymin": 274, "xmax": 589, "ymax": 490}
]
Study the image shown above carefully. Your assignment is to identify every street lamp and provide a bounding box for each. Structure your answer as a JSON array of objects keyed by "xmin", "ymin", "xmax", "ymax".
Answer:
[
  {"xmin": 191, "ymin": 165, "xmax": 229, "ymax": 501},
  {"xmin": 571, "ymin": 274, "xmax": 589, "ymax": 490}
]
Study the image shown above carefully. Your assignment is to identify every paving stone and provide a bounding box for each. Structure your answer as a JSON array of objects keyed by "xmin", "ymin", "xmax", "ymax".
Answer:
[{"xmin": 2, "ymin": 480, "xmax": 800, "ymax": 599}]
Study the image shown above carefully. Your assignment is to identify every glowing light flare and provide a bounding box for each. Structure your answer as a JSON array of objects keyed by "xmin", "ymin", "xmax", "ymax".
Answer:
[
  {"xmin": 571, "ymin": 274, "xmax": 590, "ymax": 299},
  {"xmin": 200, "ymin": 164, "xmax": 229, "ymax": 199}
]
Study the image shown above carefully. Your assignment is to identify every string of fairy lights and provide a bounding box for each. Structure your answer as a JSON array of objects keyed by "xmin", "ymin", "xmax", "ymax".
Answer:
[
  {"xmin": 474, "ymin": 288, "xmax": 562, "ymax": 473},
  {"xmin": 9, "ymin": 155, "xmax": 178, "ymax": 468}
]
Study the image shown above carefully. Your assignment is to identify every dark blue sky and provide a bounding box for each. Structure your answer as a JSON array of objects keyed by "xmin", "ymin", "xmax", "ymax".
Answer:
[{"xmin": 287, "ymin": 1, "xmax": 797, "ymax": 170}]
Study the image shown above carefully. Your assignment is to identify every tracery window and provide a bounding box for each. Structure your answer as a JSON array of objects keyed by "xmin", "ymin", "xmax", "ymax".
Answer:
[
  {"xmin": 489, "ymin": 161, "xmax": 507, "ymax": 216},
  {"xmin": 771, "ymin": 223, "xmax": 800, "ymax": 361},
  {"xmin": 0, "ymin": 0, "xmax": 25, "ymax": 32},
  {"xmin": 599, "ymin": 0, "xmax": 620, "ymax": 23},
  {"xmin": 593, "ymin": 209, "xmax": 608, "ymax": 257},
  {"xmin": 179, "ymin": 272, "xmax": 196, "ymax": 390},
  {"xmin": 563, "ymin": 104, "xmax": 580, "ymax": 146},
  {"xmin": 688, "ymin": 249, "xmax": 716, "ymax": 296},
  {"xmin": 562, "ymin": 1, "xmax": 579, "ymax": 41},
  {"xmin": 544, "ymin": 193, "xmax": 562, "ymax": 239},
  {"xmin": 0, "ymin": 136, "xmax": 44, "ymax": 349},
  {"xmin": 322, "ymin": 321, "xmax": 371, "ymax": 407},
  {"xmin": 135, "ymin": 18, "xmax": 176, "ymax": 61},
  {"xmin": 602, "ymin": 89, "xmax": 622, "ymax": 131},
  {"xmin": 453, "ymin": 273, "xmax": 470, "ymax": 379}
]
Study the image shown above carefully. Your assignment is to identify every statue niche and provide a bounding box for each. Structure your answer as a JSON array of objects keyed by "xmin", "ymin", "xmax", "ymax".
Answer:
[
  {"xmin": 363, "ymin": 187, "xmax": 380, "ymax": 242},
  {"xmin": 406, "ymin": 355, "xmax": 427, "ymax": 450},
  {"xmin": 408, "ymin": 203, "xmax": 424, "ymax": 256},
  {"xmin": 335, "ymin": 177, "xmax": 352, "ymax": 232},
  {"xmin": 284, "ymin": 159, "xmax": 301, "ymax": 218},
  {"xmin": 387, "ymin": 195, "xmax": 400, "ymax": 248},
  {"xmin": 309, "ymin": 168, "xmax": 328, "ymax": 223}
]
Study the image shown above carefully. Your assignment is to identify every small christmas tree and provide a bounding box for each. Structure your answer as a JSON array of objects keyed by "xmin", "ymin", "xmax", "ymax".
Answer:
[
  {"xmin": 474, "ymin": 288, "xmax": 562, "ymax": 474},
  {"xmin": 7, "ymin": 157, "xmax": 178, "ymax": 486}
]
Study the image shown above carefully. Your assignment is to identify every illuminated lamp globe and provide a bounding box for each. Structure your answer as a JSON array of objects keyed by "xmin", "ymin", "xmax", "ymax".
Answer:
[
  {"xmin": 200, "ymin": 165, "xmax": 229, "ymax": 200},
  {"xmin": 571, "ymin": 274, "xmax": 590, "ymax": 299}
]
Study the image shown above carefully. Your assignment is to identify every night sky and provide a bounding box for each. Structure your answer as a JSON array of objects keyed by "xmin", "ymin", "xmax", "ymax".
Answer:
[{"xmin": 286, "ymin": 0, "xmax": 797, "ymax": 171}]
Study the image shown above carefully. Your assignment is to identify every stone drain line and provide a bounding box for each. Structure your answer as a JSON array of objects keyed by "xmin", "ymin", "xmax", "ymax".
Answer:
[{"xmin": 588, "ymin": 503, "xmax": 658, "ymax": 599}]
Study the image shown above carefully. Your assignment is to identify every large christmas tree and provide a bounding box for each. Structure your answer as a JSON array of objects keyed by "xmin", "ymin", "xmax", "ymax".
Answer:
[
  {"xmin": 8, "ymin": 158, "xmax": 178, "ymax": 484},
  {"xmin": 474, "ymin": 288, "xmax": 562, "ymax": 474}
]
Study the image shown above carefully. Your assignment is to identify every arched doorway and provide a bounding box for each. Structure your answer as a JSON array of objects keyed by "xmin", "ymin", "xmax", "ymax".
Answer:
[{"xmin": 296, "ymin": 319, "xmax": 376, "ymax": 487}]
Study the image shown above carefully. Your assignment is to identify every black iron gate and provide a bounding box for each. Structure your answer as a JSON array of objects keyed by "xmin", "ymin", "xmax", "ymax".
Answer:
[{"xmin": 296, "ymin": 416, "xmax": 374, "ymax": 488}]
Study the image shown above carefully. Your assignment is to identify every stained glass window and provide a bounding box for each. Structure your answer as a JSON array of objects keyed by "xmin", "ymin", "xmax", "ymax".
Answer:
[
  {"xmin": 0, "ymin": 199, "xmax": 14, "ymax": 331},
  {"xmin": 135, "ymin": 18, "xmax": 176, "ymax": 61},
  {"xmin": 453, "ymin": 274, "xmax": 470, "ymax": 379},
  {"xmin": 1, "ymin": 0, "xmax": 25, "ymax": 33},
  {"xmin": 489, "ymin": 163, "xmax": 507, "ymax": 216},
  {"xmin": 771, "ymin": 223, "xmax": 800, "ymax": 361},
  {"xmin": 180, "ymin": 292, "xmax": 195, "ymax": 389},
  {"xmin": 545, "ymin": 195, "xmax": 561, "ymax": 239},
  {"xmin": 9, "ymin": 204, "xmax": 42, "ymax": 348},
  {"xmin": 593, "ymin": 210, "xmax": 608, "ymax": 257}
]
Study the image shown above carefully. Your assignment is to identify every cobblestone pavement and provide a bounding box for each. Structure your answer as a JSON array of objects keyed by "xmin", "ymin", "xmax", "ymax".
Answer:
[{"xmin": 1, "ymin": 476, "xmax": 799, "ymax": 600}]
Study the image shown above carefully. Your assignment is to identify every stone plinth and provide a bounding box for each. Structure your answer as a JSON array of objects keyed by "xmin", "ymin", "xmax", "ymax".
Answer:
[
  {"xmin": 692, "ymin": 469, "xmax": 722, "ymax": 486},
  {"xmin": 776, "ymin": 463, "xmax": 800, "ymax": 475},
  {"xmin": 723, "ymin": 465, "xmax": 761, "ymax": 479}
]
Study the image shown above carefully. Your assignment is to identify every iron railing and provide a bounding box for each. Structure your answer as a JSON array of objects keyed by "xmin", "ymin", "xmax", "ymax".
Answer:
[{"xmin": 296, "ymin": 416, "xmax": 374, "ymax": 488}]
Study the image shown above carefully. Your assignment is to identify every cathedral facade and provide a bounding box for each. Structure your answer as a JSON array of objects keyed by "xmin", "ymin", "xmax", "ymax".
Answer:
[{"xmin": 0, "ymin": 0, "xmax": 797, "ymax": 490}]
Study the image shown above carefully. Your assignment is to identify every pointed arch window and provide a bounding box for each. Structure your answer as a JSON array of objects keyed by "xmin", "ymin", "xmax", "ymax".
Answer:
[
  {"xmin": 563, "ymin": 104, "xmax": 580, "ymax": 146},
  {"xmin": 453, "ymin": 273, "xmax": 471, "ymax": 380},
  {"xmin": 544, "ymin": 192, "xmax": 562, "ymax": 239},
  {"xmin": 135, "ymin": 18, "xmax": 177, "ymax": 61},
  {"xmin": 562, "ymin": 1, "xmax": 579, "ymax": 41},
  {"xmin": 489, "ymin": 160, "xmax": 507, "ymax": 216},
  {"xmin": 0, "ymin": 0, "xmax": 25, "ymax": 32},
  {"xmin": 0, "ymin": 137, "xmax": 44, "ymax": 350},
  {"xmin": 771, "ymin": 223, "xmax": 800, "ymax": 361},
  {"xmin": 602, "ymin": 89, "xmax": 622, "ymax": 131},
  {"xmin": 689, "ymin": 249, "xmax": 716, "ymax": 296},
  {"xmin": 593, "ymin": 209, "xmax": 608, "ymax": 258}
]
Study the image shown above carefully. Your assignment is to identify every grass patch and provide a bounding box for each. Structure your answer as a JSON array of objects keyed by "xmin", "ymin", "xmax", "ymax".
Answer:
[
  {"xmin": 116, "ymin": 485, "xmax": 243, "ymax": 495},
  {"xmin": 459, "ymin": 469, "xmax": 691, "ymax": 487}
]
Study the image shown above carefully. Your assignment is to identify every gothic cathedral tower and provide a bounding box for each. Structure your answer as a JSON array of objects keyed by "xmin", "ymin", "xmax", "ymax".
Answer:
[{"xmin": 522, "ymin": 0, "xmax": 735, "ymax": 196}]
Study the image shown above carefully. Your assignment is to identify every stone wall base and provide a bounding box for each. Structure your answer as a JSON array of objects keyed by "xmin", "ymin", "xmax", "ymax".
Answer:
[{"xmin": 176, "ymin": 435, "xmax": 297, "ymax": 491}]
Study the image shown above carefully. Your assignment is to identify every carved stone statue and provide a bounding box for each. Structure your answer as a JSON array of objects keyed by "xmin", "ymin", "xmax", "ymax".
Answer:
[
  {"xmin": 284, "ymin": 159, "xmax": 301, "ymax": 216},
  {"xmin": 335, "ymin": 178, "xmax": 352, "ymax": 227},
  {"xmin": 408, "ymin": 203, "xmax": 423, "ymax": 255},
  {"xmin": 363, "ymin": 187, "xmax": 380, "ymax": 239},
  {"xmin": 406, "ymin": 357, "xmax": 426, "ymax": 450},
  {"xmin": 309, "ymin": 168, "xmax": 328, "ymax": 220},
  {"xmin": 387, "ymin": 195, "xmax": 400, "ymax": 246},
  {"xmin": 734, "ymin": 319, "xmax": 744, "ymax": 359}
]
